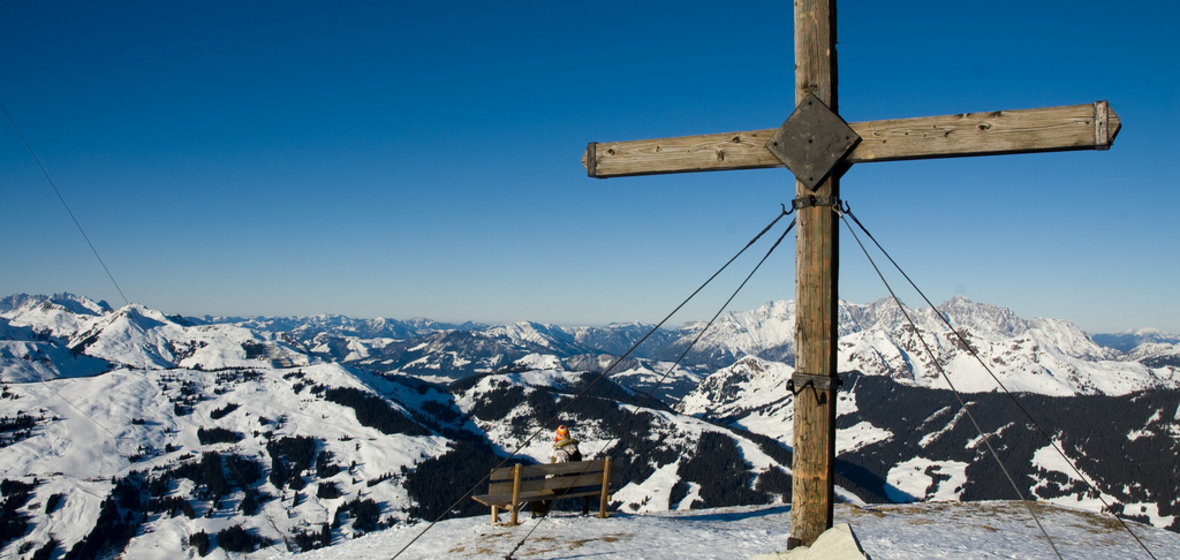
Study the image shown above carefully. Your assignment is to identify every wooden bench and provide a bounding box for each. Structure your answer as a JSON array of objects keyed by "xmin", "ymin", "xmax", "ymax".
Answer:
[{"xmin": 472, "ymin": 458, "xmax": 619, "ymax": 525}]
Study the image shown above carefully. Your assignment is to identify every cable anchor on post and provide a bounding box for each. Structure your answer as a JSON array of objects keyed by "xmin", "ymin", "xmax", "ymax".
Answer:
[
  {"xmin": 791, "ymin": 195, "xmax": 841, "ymax": 211},
  {"xmin": 786, "ymin": 371, "xmax": 843, "ymax": 395}
]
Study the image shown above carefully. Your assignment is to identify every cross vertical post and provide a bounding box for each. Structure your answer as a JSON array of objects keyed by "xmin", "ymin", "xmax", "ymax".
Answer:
[{"xmin": 790, "ymin": 0, "xmax": 839, "ymax": 549}]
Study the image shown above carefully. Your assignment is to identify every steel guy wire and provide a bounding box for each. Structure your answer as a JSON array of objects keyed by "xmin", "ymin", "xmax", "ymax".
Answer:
[
  {"xmin": 839, "ymin": 209, "xmax": 1066, "ymax": 560},
  {"xmin": 503, "ymin": 217, "xmax": 797, "ymax": 560},
  {"xmin": 390, "ymin": 205, "xmax": 793, "ymax": 560},
  {"xmin": 840, "ymin": 204, "xmax": 1158, "ymax": 560},
  {"xmin": 4, "ymin": 98, "xmax": 295, "ymax": 550}
]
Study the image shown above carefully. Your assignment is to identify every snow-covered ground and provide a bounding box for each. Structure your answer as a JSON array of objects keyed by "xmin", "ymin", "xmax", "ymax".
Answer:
[{"xmin": 271, "ymin": 501, "xmax": 1180, "ymax": 560}]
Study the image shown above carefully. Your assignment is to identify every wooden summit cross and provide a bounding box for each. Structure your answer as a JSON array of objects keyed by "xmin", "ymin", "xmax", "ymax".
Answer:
[{"xmin": 580, "ymin": 0, "xmax": 1120, "ymax": 549}]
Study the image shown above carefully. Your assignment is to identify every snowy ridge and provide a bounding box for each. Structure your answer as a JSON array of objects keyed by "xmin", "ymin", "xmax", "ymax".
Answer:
[
  {"xmin": 677, "ymin": 356, "xmax": 798, "ymax": 449},
  {"xmin": 669, "ymin": 300, "xmax": 798, "ymax": 367},
  {"xmin": 0, "ymin": 362, "xmax": 458, "ymax": 559},
  {"xmin": 678, "ymin": 358, "xmax": 1180, "ymax": 529},
  {"xmin": 1095, "ymin": 328, "xmax": 1180, "ymax": 353},
  {"xmin": 69, "ymin": 304, "xmax": 311, "ymax": 371},
  {"xmin": 0, "ymin": 293, "xmax": 112, "ymax": 337},
  {"xmin": 666, "ymin": 295, "xmax": 1176, "ymax": 396}
]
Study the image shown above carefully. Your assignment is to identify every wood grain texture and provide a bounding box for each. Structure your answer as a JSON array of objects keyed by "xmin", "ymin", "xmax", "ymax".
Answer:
[
  {"xmin": 852, "ymin": 102, "xmax": 1121, "ymax": 162},
  {"xmin": 583, "ymin": 102, "xmax": 1121, "ymax": 178},
  {"xmin": 791, "ymin": 0, "xmax": 839, "ymax": 548}
]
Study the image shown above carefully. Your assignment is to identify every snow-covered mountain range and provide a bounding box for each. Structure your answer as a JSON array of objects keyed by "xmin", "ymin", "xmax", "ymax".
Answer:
[
  {"xmin": 5, "ymin": 293, "xmax": 1176, "ymax": 396},
  {"xmin": 0, "ymin": 292, "xmax": 1176, "ymax": 558}
]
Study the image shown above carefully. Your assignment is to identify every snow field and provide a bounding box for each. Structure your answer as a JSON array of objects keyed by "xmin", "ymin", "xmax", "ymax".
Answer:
[{"xmin": 274, "ymin": 501, "xmax": 1180, "ymax": 560}]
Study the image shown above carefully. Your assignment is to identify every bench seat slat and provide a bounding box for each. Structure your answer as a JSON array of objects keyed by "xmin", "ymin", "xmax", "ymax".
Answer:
[
  {"xmin": 522, "ymin": 473, "xmax": 612, "ymax": 492},
  {"xmin": 489, "ymin": 473, "xmax": 610, "ymax": 494},
  {"xmin": 525, "ymin": 460, "xmax": 607, "ymax": 477},
  {"xmin": 489, "ymin": 459, "xmax": 609, "ymax": 481}
]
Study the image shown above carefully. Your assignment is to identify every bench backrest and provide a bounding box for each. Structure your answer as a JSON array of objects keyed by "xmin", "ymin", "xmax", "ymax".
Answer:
[{"xmin": 488, "ymin": 459, "xmax": 620, "ymax": 495}]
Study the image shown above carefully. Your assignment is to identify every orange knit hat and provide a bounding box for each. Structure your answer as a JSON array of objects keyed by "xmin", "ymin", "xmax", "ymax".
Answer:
[{"xmin": 555, "ymin": 425, "xmax": 570, "ymax": 442}]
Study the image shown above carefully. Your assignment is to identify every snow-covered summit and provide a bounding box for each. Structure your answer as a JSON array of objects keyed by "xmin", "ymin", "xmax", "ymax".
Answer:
[
  {"xmin": 1, "ymin": 293, "xmax": 112, "ymax": 339},
  {"xmin": 936, "ymin": 295, "xmax": 1029, "ymax": 338},
  {"xmin": 283, "ymin": 501, "xmax": 1180, "ymax": 560},
  {"xmin": 0, "ymin": 292, "xmax": 112, "ymax": 319}
]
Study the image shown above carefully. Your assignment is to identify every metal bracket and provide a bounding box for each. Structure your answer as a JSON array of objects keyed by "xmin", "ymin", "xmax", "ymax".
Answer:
[
  {"xmin": 765, "ymin": 93, "xmax": 861, "ymax": 191},
  {"xmin": 787, "ymin": 371, "xmax": 842, "ymax": 395},
  {"xmin": 792, "ymin": 195, "xmax": 841, "ymax": 210}
]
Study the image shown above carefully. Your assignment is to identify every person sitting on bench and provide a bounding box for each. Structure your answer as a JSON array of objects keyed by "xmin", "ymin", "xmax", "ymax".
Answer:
[
  {"xmin": 552, "ymin": 424, "xmax": 582, "ymax": 463},
  {"xmin": 532, "ymin": 424, "xmax": 589, "ymax": 516}
]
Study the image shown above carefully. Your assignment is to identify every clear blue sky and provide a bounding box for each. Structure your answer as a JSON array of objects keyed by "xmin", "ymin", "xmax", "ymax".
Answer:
[{"xmin": 2, "ymin": 1, "xmax": 1177, "ymax": 333}]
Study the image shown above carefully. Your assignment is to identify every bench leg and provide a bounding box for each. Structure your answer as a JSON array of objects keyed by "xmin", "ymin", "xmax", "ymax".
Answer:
[
  {"xmin": 491, "ymin": 505, "xmax": 499, "ymax": 524},
  {"xmin": 599, "ymin": 456, "xmax": 612, "ymax": 518},
  {"xmin": 510, "ymin": 464, "xmax": 521, "ymax": 525}
]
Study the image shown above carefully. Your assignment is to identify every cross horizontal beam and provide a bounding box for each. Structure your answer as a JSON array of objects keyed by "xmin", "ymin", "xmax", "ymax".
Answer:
[{"xmin": 583, "ymin": 101, "xmax": 1119, "ymax": 178}]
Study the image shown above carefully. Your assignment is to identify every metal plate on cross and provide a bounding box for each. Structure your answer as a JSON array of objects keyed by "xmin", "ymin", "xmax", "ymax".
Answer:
[{"xmin": 766, "ymin": 93, "xmax": 860, "ymax": 190}]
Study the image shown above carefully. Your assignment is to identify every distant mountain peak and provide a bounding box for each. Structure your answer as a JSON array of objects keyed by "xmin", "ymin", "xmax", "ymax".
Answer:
[{"xmin": 0, "ymin": 292, "xmax": 111, "ymax": 318}]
